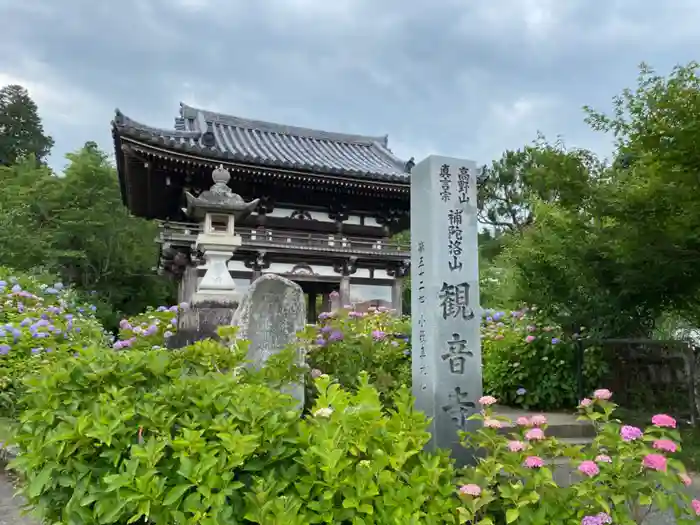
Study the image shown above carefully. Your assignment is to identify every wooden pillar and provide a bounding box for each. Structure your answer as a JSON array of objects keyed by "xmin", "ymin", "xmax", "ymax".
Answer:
[
  {"xmin": 245, "ymin": 250, "xmax": 268, "ymax": 284},
  {"xmin": 388, "ymin": 260, "xmax": 410, "ymax": 316},
  {"xmin": 333, "ymin": 256, "xmax": 358, "ymax": 308},
  {"xmin": 339, "ymin": 275, "xmax": 351, "ymax": 307},
  {"xmin": 391, "ymin": 277, "xmax": 403, "ymax": 315},
  {"xmin": 320, "ymin": 292, "xmax": 331, "ymax": 313},
  {"xmin": 179, "ymin": 266, "xmax": 198, "ymax": 305},
  {"xmin": 308, "ymin": 292, "xmax": 317, "ymax": 323}
]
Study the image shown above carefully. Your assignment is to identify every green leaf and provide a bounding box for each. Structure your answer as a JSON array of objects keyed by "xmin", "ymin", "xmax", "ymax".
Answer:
[
  {"xmin": 163, "ymin": 484, "xmax": 193, "ymax": 506},
  {"xmin": 639, "ymin": 494, "xmax": 653, "ymax": 506},
  {"xmin": 506, "ymin": 508, "xmax": 519, "ymax": 523},
  {"xmin": 27, "ymin": 467, "xmax": 53, "ymax": 498}
]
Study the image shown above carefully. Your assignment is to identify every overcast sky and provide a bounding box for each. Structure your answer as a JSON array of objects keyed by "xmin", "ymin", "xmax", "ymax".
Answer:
[{"xmin": 2, "ymin": 0, "xmax": 699, "ymax": 173}]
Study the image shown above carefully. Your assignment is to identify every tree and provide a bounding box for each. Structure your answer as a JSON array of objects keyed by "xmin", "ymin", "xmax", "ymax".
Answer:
[
  {"xmin": 0, "ymin": 143, "xmax": 174, "ymax": 330},
  {"xmin": 0, "ymin": 84, "xmax": 54, "ymax": 166},
  {"xmin": 477, "ymin": 136, "xmax": 601, "ymax": 234},
  {"xmin": 500, "ymin": 62, "xmax": 700, "ymax": 337}
]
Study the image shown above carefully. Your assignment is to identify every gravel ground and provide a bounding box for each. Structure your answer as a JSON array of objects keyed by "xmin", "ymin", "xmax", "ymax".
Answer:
[{"xmin": 0, "ymin": 470, "xmax": 36, "ymax": 525}]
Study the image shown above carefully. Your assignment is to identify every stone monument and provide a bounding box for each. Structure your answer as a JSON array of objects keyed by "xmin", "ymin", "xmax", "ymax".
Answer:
[
  {"xmin": 410, "ymin": 155, "xmax": 482, "ymax": 465},
  {"xmin": 171, "ymin": 165, "xmax": 259, "ymax": 347},
  {"xmin": 231, "ymin": 274, "xmax": 307, "ymax": 404}
]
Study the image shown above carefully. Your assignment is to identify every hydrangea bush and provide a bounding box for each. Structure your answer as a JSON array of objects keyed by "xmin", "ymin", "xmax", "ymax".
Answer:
[
  {"xmin": 112, "ymin": 303, "xmax": 184, "ymax": 351},
  {"xmin": 481, "ymin": 306, "xmax": 607, "ymax": 410},
  {"xmin": 300, "ymin": 305, "xmax": 411, "ymax": 407},
  {"xmin": 456, "ymin": 390, "xmax": 700, "ymax": 524},
  {"xmin": 0, "ymin": 268, "xmax": 110, "ymax": 418},
  {"xmin": 13, "ymin": 331, "xmax": 461, "ymax": 525}
]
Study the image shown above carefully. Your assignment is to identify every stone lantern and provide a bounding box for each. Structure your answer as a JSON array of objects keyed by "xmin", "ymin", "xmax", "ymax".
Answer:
[
  {"xmin": 184, "ymin": 164, "xmax": 259, "ymax": 304},
  {"xmin": 172, "ymin": 165, "xmax": 259, "ymax": 346}
]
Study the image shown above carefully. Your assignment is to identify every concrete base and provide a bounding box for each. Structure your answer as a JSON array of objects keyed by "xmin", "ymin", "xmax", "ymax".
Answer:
[{"xmin": 168, "ymin": 300, "xmax": 237, "ymax": 348}]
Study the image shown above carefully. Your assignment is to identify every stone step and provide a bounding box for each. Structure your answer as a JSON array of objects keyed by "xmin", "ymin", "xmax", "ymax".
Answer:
[{"xmin": 493, "ymin": 405, "xmax": 596, "ymax": 440}]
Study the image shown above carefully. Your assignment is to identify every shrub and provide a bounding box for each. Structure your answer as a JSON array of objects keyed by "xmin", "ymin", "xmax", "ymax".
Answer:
[
  {"xmin": 0, "ymin": 268, "xmax": 109, "ymax": 418},
  {"xmin": 301, "ymin": 306, "xmax": 411, "ymax": 407},
  {"xmin": 12, "ymin": 331, "xmax": 461, "ymax": 524},
  {"xmin": 481, "ymin": 307, "xmax": 606, "ymax": 410},
  {"xmin": 456, "ymin": 392, "xmax": 699, "ymax": 524}
]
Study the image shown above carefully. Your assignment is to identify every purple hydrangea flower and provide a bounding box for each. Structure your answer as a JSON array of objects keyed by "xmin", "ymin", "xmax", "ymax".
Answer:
[
  {"xmin": 372, "ymin": 330, "xmax": 386, "ymax": 341},
  {"xmin": 328, "ymin": 330, "xmax": 343, "ymax": 342},
  {"xmin": 0, "ymin": 344, "xmax": 10, "ymax": 355},
  {"xmin": 551, "ymin": 338, "xmax": 560, "ymax": 344}
]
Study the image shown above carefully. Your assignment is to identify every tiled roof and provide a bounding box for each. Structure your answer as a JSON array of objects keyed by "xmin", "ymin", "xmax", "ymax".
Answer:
[{"xmin": 113, "ymin": 103, "xmax": 411, "ymax": 182}]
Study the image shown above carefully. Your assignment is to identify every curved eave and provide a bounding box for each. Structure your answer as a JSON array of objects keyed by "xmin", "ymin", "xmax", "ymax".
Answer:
[
  {"xmin": 113, "ymin": 125, "xmax": 411, "ymax": 186},
  {"xmin": 117, "ymin": 135, "xmax": 411, "ymax": 193}
]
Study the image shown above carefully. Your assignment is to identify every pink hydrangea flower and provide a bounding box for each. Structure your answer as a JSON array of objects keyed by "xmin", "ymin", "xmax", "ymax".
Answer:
[
  {"xmin": 578, "ymin": 460, "xmax": 600, "ymax": 477},
  {"xmin": 593, "ymin": 389, "xmax": 612, "ymax": 400},
  {"xmin": 595, "ymin": 455, "xmax": 612, "ymax": 463},
  {"xmin": 484, "ymin": 418, "xmax": 502, "ymax": 429},
  {"xmin": 642, "ymin": 453, "xmax": 667, "ymax": 472},
  {"xmin": 459, "ymin": 484, "xmax": 481, "ymax": 496},
  {"xmin": 620, "ymin": 425, "xmax": 643, "ymax": 442},
  {"xmin": 525, "ymin": 335, "xmax": 536, "ymax": 343},
  {"xmin": 692, "ymin": 499, "xmax": 700, "ymax": 516},
  {"xmin": 523, "ymin": 456, "xmax": 544, "ymax": 468},
  {"xmin": 530, "ymin": 414, "xmax": 547, "ymax": 426},
  {"xmin": 478, "ymin": 395, "xmax": 498, "ymax": 406},
  {"xmin": 311, "ymin": 368, "xmax": 323, "ymax": 379},
  {"xmin": 525, "ymin": 428, "xmax": 545, "ymax": 441},
  {"xmin": 579, "ymin": 398, "xmax": 593, "ymax": 408},
  {"xmin": 653, "ymin": 439, "xmax": 678, "ymax": 453},
  {"xmin": 516, "ymin": 416, "xmax": 531, "ymax": 427},
  {"xmin": 680, "ymin": 473, "xmax": 693, "ymax": 487},
  {"xmin": 651, "ymin": 414, "xmax": 677, "ymax": 429},
  {"xmin": 507, "ymin": 440, "xmax": 526, "ymax": 452}
]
